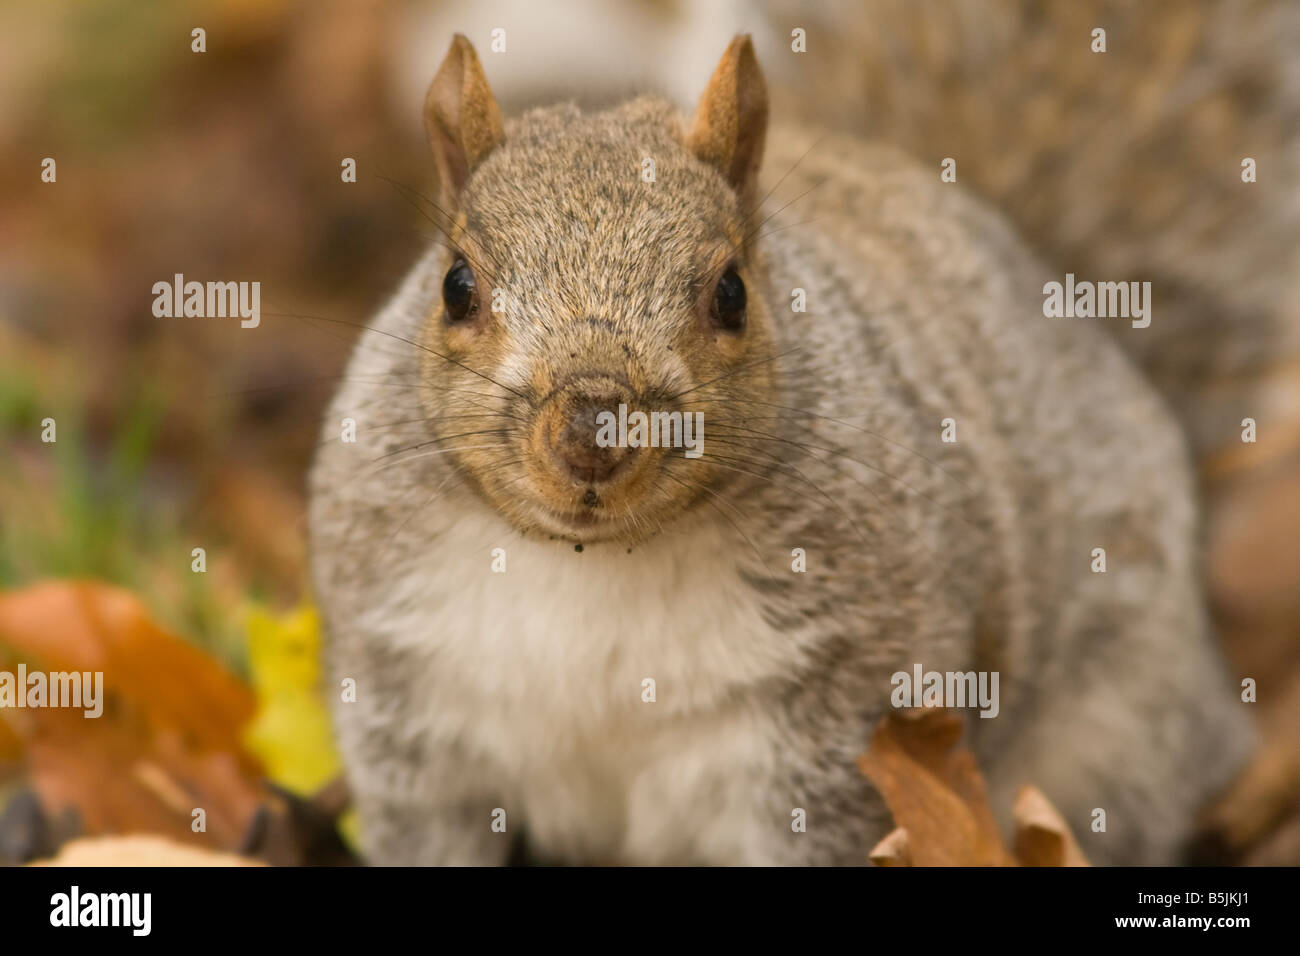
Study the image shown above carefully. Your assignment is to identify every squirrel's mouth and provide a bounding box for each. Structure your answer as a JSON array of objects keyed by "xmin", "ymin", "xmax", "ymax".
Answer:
[
  {"xmin": 521, "ymin": 498, "xmax": 629, "ymax": 541},
  {"xmin": 547, "ymin": 505, "xmax": 603, "ymax": 528},
  {"xmin": 489, "ymin": 449, "xmax": 697, "ymax": 545},
  {"xmin": 510, "ymin": 462, "xmax": 674, "ymax": 542}
]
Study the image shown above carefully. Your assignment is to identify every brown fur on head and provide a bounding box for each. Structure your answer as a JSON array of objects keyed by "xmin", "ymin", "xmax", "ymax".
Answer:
[{"xmin": 419, "ymin": 34, "xmax": 776, "ymax": 544}]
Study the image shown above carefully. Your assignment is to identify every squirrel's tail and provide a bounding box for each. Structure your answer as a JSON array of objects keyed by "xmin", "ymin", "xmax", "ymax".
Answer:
[{"xmin": 761, "ymin": 0, "xmax": 1300, "ymax": 481}]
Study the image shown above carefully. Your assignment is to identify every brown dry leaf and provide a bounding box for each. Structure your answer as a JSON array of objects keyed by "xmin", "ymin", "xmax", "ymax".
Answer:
[
  {"xmin": 1013, "ymin": 785, "xmax": 1089, "ymax": 866},
  {"xmin": 33, "ymin": 834, "xmax": 263, "ymax": 867},
  {"xmin": 858, "ymin": 707, "xmax": 1015, "ymax": 866},
  {"xmin": 859, "ymin": 708, "xmax": 1090, "ymax": 866},
  {"xmin": 0, "ymin": 581, "xmax": 266, "ymax": 850},
  {"xmin": 868, "ymin": 827, "xmax": 912, "ymax": 866},
  {"xmin": 0, "ymin": 581, "xmax": 258, "ymax": 753},
  {"xmin": 1190, "ymin": 663, "xmax": 1300, "ymax": 864},
  {"xmin": 1195, "ymin": 729, "xmax": 1300, "ymax": 861}
]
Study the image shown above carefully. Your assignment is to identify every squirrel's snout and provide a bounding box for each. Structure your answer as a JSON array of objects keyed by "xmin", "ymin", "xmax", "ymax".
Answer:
[{"xmin": 549, "ymin": 399, "xmax": 637, "ymax": 485}]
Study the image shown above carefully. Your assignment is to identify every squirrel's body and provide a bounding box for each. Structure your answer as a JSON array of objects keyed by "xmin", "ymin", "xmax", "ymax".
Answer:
[{"xmin": 310, "ymin": 38, "xmax": 1252, "ymax": 865}]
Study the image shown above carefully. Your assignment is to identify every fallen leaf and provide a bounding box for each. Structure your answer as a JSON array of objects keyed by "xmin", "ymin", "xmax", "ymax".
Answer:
[
  {"xmin": 858, "ymin": 707, "xmax": 1014, "ymax": 866},
  {"xmin": 241, "ymin": 603, "xmax": 341, "ymax": 795},
  {"xmin": 859, "ymin": 708, "xmax": 1089, "ymax": 866},
  {"xmin": 1189, "ymin": 665, "xmax": 1300, "ymax": 865},
  {"xmin": 1013, "ymin": 785, "xmax": 1089, "ymax": 866},
  {"xmin": 0, "ymin": 581, "xmax": 258, "ymax": 757},
  {"xmin": 33, "ymin": 834, "xmax": 263, "ymax": 867},
  {"xmin": 868, "ymin": 827, "xmax": 911, "ymax": 866},
  {"xmin": 0, "ymin": 581, "xmax": 265, "ymax": 851}
]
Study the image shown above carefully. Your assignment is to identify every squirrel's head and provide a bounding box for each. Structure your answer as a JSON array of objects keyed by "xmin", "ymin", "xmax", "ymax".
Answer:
[{"xmin": 418, "ymin": 34, "xmax": 775, "ymax": 544}]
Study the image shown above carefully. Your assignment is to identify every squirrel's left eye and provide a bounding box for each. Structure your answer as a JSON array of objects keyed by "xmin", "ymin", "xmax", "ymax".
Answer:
[
  {"xmin": 712, "ymin": 266, "xmax": 746, "ymax": 331},
  {"xmin": 442, "ymin": 259, "xmax": 478, "ymax": 324}
]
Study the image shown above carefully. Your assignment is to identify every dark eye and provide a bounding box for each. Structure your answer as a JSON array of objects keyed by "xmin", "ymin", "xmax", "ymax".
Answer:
[
  {"xmin": 712, "ymin": 266, "xmax": 746, "ymax": 331},
  {"xmin": 442, "ymin": 259, "xmax": 478, "ymax": 324}
]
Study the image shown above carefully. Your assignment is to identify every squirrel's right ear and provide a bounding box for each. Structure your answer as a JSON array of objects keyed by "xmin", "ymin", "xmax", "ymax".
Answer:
[
  {"xmin": 424, "ymin": 34, "xmax": 505, "ymax": 205},
  {"xmin": 687, "ymin": 35, "xmax": 768, "ymax": 206}
]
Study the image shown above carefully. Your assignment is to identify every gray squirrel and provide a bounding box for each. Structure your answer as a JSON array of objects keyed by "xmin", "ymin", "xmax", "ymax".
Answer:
[{"xmin": 308, "ymin": 35, "xmax": 1252, "ymax": 864}]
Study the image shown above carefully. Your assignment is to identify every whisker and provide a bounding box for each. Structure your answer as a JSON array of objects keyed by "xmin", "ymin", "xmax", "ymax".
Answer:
[
  {"xmin": 740, "ymin": 176, "xmax": 829, "ymax": 248},
  {"xmin": 703, "ymin": 421, "xmax": 969, "ymax": 549},
  {"xmin": 750, "ymin": 215, "xmax": 830, "ymax": 244},
  {"xmin": 362, "ymin": 442, "xmax": 509, "ymax": 479},
  {"xmin": 683, "ymin": 441, "xmax": 874, "ymax": 550},
  {"xmin": 667, "ymin": 346, "xmax": 801, "ymax": 401},
  {"xmin": 305, "ymin": 411, "xmax": 521, "ymax": 455},
  {"xmin": 746, "ymin": 135, "xmax": 826, "ymax": 231},
  {"xmin": 377, "ymin": 469, "xmax": 469, "ymax": 563},
  {"xmin": 658, "ymin": 469, "xmax": 775, "ymax": 578},
  {"xmin": 375, "ymin": 171, "xmax": 506, "ymax": 285},
  {"xmin": 710, "ymin": 134, "xmax": 827, "ymax": 261},
  {"xmin": 689, "ymin": 391, "xmax": 975, "ymax": 495},
  {"xmin": 371, "ymin": 427, "xmax": 511, "ymax": 463},
  {"xmin": 260, "ymin": 308, "xmax": 529, "ymax": 401}
]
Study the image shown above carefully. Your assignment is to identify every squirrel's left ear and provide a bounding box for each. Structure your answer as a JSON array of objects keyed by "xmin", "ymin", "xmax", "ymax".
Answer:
[
  {"xmin": 425, "ymin": 34, "xmax": 505, "ymax": 205},
  {"xmin": 687, "ymin": 35, "xmax": 769, "ymax": 206}
]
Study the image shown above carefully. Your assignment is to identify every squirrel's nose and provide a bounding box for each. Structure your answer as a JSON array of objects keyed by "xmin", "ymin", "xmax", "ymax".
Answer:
[{"xmin": 550, "ymin": 400, "xmax": 635, "ymax": 485}]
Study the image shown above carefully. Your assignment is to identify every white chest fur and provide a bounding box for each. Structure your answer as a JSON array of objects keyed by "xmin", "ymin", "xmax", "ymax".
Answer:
[{"xmin": 356, "ymin": 503, "xmax": 800, "ymax": 861}]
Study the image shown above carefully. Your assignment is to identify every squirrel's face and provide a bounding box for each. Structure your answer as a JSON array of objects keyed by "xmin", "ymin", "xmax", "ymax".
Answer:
[{"xmin": 415, "ymin": 35, "xmax": 774, "ymax": 544}]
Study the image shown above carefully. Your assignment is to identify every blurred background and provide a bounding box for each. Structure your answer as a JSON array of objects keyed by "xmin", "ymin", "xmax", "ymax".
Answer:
[{"xmin": 0, "ymin": 0, "xmax": 1297, "ymax": 864}]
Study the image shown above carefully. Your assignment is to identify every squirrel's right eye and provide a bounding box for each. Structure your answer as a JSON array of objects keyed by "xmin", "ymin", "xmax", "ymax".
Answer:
[
  {"xmin": 711, "ymin": 266, "xmax": 747, "ymax": 332},
  {"xmin": 442, "ymin": 259, "xmax": 478, "ymax": 324}
]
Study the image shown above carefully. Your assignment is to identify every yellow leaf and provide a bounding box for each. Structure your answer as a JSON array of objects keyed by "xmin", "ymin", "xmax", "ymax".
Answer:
[{"xmin": 241, "ymin": 604, "xmax": 340, "ymax": 797}]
